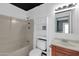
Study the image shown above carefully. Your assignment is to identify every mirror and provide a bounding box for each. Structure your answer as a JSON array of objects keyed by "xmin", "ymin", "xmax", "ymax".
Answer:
[
  {"xmin": 56, "ymin": 19, "xmax": 69, "ymax": 33},
  {"xmin": 55, "ymin": 10, "xmax": 72, "ymax": 34}
]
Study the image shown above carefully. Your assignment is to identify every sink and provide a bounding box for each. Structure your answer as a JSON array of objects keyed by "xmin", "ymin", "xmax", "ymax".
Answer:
[
  {"xmin": 52, "ymin": 39, "xmax": 69, "ymax": 46},
  {"xmin": 52, "ymin": 39, "xmax": 79, "ymax": 51},
  {"xmin": 61, "ymin": 39, "xmax": 68, "ymax": 42},
  {"xmin": 68, "ymin": 41, "xmax": 79, "ymax": 47},
  {"xmin": 52, "ymin": 39, "xmax": 79, "ymax": 47}
]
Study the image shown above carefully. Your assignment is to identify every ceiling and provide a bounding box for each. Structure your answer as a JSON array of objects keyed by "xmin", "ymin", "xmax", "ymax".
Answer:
[{"xmin": 11, "ymin": 3, "xmax": 43, "ymax": 11}]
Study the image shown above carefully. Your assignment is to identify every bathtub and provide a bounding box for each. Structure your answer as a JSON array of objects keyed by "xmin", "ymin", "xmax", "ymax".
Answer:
[{"xmin": 0, "ymin": 44, "xmax": 32, "ymax": 56}]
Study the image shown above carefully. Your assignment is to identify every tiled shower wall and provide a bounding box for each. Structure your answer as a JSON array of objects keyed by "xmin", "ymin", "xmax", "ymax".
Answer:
[{"xmin": 0, "ymin": 15, "xmax": 33, "ymax": 52}]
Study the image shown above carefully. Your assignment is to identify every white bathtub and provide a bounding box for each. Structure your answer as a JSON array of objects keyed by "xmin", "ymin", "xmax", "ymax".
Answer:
[{"xmin": 0, "ymin": 44, "xmax": 32, "ymax": 56}]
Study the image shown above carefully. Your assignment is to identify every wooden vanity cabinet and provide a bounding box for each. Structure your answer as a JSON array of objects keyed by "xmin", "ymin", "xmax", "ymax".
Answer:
[{"xmin": 50, "ymin": 45, "xmax": 79, "ymax": 56}]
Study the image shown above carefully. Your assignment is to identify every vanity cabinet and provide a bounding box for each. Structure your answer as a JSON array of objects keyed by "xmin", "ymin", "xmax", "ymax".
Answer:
[{"xmin": 50, "ymin": 45, "xmax": 79, "ymax": 56}]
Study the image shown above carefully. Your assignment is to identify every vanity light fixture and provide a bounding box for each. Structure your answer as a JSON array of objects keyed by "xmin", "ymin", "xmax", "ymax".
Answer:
[{"xmin": 55, "ymin": 3, "xmax": 77, "ymax": 11}]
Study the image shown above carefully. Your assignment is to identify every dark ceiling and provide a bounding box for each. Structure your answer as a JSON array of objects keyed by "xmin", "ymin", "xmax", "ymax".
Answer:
[{"xmin": 11, "ymin": 3, "xmax": 43, "ymax": 11}]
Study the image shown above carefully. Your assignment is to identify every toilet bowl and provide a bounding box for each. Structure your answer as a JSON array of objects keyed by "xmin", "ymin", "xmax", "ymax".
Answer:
[{"xmin": 29, "ymin": 48, "xmax": 42, "ymax": 56}]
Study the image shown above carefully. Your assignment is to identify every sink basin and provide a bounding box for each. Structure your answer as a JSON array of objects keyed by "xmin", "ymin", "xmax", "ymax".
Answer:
[
  {"xmin": 52, "ymin": 39, "xmax": 79, "ymax": 51},
  {"xmin": 52, "ymin": 39, "xmax": 79, "ymax": 47},
  {"xmin": 53, "ymin": 39, "xmax": 69, "ymax": 46},
  {"xmin": 68, "ymin": 41, "xmax": 79, "ymax": 47}
]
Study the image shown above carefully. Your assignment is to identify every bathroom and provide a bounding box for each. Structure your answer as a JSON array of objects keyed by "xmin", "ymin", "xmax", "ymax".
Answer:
[{"xmin": 0, "ymin": 1, "xmax": 79, "ymax": 57}]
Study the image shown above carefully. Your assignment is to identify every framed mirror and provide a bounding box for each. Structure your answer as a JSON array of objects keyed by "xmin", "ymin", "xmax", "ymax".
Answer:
[{"xmin": 55, "ymin": 10, "xmax": 72, "ymax": 34}]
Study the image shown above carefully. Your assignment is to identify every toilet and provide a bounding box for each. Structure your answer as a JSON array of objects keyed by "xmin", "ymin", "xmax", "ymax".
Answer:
[{"xmin": 29, "ymin": 39, "xmax": 46, "ymax": 56}]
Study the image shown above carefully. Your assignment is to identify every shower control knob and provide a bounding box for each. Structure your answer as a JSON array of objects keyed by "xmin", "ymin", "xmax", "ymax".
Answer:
[{"xmin": 26, "ymin": 40, "xmax": 30, "ymax": 43}]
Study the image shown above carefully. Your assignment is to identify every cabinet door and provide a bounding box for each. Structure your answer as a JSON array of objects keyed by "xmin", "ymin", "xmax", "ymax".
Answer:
[
  {"xmin": 55, "ymin": 52, "xmax": 67, "ymax": 56},
  {"xmin": 55, "ymin": 45, "xmax": 79, "ymax": 56},
  {"xmin": 51, "ymin": 45, "xmax": 79, "ymax": 56}
]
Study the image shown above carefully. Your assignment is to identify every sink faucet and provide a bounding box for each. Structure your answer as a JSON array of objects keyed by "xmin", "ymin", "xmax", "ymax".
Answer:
[{"xmin": 61, "ymin": 39, "xmax": 68, "ymax": 42}]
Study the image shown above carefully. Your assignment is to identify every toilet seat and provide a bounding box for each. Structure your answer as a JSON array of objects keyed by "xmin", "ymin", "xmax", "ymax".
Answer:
[{"xmin": 29, "ymin": 48, "xmax": 42, "ymax": 56}]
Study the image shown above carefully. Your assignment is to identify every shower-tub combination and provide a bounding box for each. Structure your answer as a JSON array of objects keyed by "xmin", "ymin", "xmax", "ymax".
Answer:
[{"xmin": 0, "ymin": 15, "xmax": 33, "ymax": 56}]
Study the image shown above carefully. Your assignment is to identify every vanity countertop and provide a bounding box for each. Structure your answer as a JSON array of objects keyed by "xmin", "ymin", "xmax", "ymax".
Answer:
[{"xmin": 51, "ymin": 39, "xmax": 79, "ymax": 51}]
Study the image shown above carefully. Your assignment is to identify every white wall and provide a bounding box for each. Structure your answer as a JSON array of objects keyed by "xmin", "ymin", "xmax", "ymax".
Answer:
[
  {"xmin": 27, "ymin": 3, "xmax": 79, "ymax": 56},
  {"xmin": 27, "ymin": 3, "xmax": 67, "ymax": 56},
  {"xmin": 0, "ymin": 3, "xmax": 27, "ymax": 19},
  {"xmin": 72, "ymin": 4, "xmax": 79, "ymax": 34}
]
